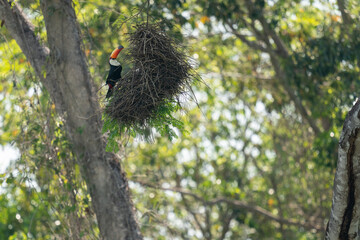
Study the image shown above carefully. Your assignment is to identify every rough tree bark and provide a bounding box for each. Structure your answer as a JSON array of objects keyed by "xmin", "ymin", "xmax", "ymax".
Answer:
[
  {"xmin": 325, "ymin": 100, "xmax": 360, "ymax": 240},
  {"xmin": 0, "ymin": 1, "xmax": 143, "ymax": 239}
]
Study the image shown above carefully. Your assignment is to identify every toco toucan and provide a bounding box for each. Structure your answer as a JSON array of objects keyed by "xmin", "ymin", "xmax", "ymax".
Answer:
[{"xmin": 105, "ymin": 45, "xmax": 124, "ymax": 98}]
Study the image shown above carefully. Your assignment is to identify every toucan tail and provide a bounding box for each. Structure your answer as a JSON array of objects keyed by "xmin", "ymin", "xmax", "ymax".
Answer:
[{"xmin": 106, "ymin": 87, "xmax": 113, "ymax": 99}]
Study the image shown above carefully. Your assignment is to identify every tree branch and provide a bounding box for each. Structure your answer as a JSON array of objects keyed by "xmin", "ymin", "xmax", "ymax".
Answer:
[
  {"xmin": 223, "ymin": 20, "xmax": 269, "ymax": 53},
  {"xmin": 134, "ymin": 179, "xmax": 322, "ymax": 231},
  {"xmin": 269, "ymin": 54, "xmax": 321, "ymax": 135},
  {"xmin": 326, "ymin": 100, "xmax": 360, "ymax": 239},
  {"xmin": 180, "ymin": 193, "xmax": 208, "ymax": 239},
  {"xmin": 219, "ymin": 211, "xmax": 234, "ymax": 240},
  {"xmin": 243, "ymin": 0, "xmax": 289, "ymax": 58},
  {"xmin": 257, "ymin": 15, "xmax": 289, "ymax": 58},
  {"xmin": 336, "ymin": 0, "xmax": 353, "ymax": 25},
  {"xmin": 221, "ymin": 9, "xmax": 320, "ymax": 135}
]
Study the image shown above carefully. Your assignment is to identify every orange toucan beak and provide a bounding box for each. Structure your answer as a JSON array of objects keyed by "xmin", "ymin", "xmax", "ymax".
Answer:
[{"xmin": 110, "ymin": 45, "xmax": 124, "ymax": 59}]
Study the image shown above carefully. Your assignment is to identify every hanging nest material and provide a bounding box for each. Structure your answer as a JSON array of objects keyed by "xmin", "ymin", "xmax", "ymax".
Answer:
[{"xmin": 105, "ymin": 23, "xmax": 199, "ymax": 127}]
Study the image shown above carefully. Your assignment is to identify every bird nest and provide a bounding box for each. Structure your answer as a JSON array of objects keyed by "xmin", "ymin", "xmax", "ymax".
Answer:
[{"xmin": 105, "ymin": 23, "xmax": 199, "ymax": 127}]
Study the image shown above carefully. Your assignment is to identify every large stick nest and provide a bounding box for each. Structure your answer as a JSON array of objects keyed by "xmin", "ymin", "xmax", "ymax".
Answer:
[{"xmin": 105, "ymin": 23, "xmax": 199, "ymax": 126}]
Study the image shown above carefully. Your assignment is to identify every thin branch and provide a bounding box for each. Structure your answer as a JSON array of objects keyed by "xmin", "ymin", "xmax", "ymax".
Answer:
[
  {"xmin": 243, "ymin": 0, "xmax": 289, "ymax": 58},
  {"xmin": 220, "ymin": 2, "xmax": 320, "ymax": 134},
  {"xmin": 219, "ymin": 211, "xmax": 234, "ymax": 240},
  {"xmin": 180, "ymin": 193, "xmax": 208, "ymax": 239},
  {"xmin": 223, "ymin": 19, "xmax": 269, "ymax": 53},
  {"xmin": 202, "ymin": 71, "xmax": 272, "ymax": 81},
  {"xmin": 248, "ymin": 19, "xmax": 267, "ymax": 43},
  {"xmin": 209, "ymin": 197, "xmax": 321, "ymax": 231},
  {"xmin": 204, "ymin": 208, "xmax": 212, "ymax": 240},
  {"xmin": 257, "ymin": 16, "xmax": 289, "ymax": 58},
  {"xmin": 269, "ymin": 54, "xmax": 321, "ymax": 135},
  {"xmin": 133, "ymin": 179, "xmax": 322, "ymax": 231}
]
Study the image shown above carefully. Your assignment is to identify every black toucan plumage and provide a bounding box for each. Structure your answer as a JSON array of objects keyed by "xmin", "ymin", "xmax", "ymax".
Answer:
[{"xmin": 106, "ymin": 45, "xmax": 124, "ymax": 98}]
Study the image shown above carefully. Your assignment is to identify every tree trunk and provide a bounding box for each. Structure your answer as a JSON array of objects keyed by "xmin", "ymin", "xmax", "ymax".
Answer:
[
  {"xmin": 326, "ymin": 100, "xmax": 360, "ymax": 240},
  {"xmin": 0, "ymin": 1, "xmax": 142, "ymax": 239}
]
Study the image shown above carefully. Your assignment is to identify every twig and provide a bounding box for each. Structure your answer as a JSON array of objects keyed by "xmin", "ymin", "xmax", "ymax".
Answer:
[{"xmin": 133, "ymin": 179, "xmax": 323, "ymax": 231}]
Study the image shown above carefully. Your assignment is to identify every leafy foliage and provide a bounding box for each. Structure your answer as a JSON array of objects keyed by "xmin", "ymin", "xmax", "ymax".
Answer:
[{"xmin": 103, "ymin": 99, "xmax": 186, "ymax": 150}]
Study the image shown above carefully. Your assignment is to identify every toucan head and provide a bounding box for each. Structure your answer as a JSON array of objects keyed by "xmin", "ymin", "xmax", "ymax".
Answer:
[{"xmin": 110, "ymin": 45, "xmax": 124, "ymax": 59}]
